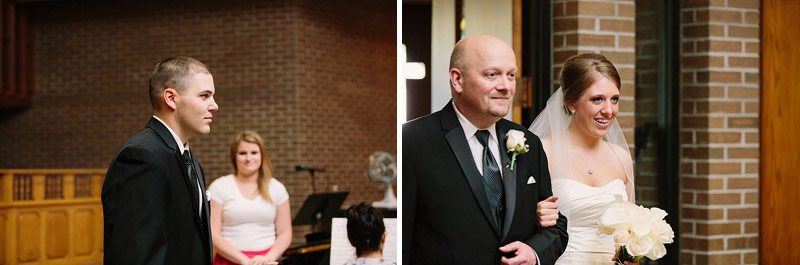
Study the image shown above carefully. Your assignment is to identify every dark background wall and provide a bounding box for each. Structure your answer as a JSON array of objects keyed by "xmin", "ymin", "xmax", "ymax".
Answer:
[{"xmin": 0, "ymin": 0, "xmax": 396, "ymax": 244}]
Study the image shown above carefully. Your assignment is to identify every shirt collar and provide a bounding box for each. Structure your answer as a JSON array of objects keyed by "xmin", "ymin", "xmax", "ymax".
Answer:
[
  {"xmin": 452, "ymin": 101, "xmax": 497, "ymax": 142},
  {"xmin": 152, "ymin": 115, "xmax": 189, "ymax": 154}
]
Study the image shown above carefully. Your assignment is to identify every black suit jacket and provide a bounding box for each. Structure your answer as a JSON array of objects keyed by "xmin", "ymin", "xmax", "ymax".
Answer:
[
  {"xmin": 403, "ymin": 102, "xmax": 568, "ymax": 265},
  {"xmin": 102, "ymin": 117, "xmax": 213, "ymax": 265}
]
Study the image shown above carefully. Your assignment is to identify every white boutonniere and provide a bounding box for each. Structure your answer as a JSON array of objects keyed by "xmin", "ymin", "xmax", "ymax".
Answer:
[{"xmin": 506, "ymin": 129, "xmax": 529, "ymax": 171}]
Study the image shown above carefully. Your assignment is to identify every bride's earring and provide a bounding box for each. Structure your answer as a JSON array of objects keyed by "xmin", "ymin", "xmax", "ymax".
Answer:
[{"xmin": 570, "ymin": 109, "xmax": 575, "ymax": 114}]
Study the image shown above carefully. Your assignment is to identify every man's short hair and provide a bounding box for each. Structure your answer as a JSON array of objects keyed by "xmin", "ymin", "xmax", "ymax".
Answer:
[
  {"xmin": 148, "ymin": 56, "xmax": 211, "ymax": 110},
  {"xmin": 448, "ymin": 40, "xmax": 467, "ymax": 92}
]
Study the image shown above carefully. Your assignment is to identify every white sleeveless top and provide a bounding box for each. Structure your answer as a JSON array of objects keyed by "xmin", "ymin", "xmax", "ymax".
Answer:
[{"xmin": 552, "ymin": 178, "xmax": 628, "ymax": 265}]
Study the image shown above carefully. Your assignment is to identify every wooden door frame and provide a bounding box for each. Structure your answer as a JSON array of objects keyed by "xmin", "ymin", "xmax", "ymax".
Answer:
[{"xmin": 760, "ymin": 0, "xmax": 800, "ymax": 263}]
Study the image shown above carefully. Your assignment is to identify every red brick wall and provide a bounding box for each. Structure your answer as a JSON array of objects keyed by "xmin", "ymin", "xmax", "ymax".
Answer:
[
  {"xmin": 0, "ymin": 0, "xmax": 396, "ymax": 245},
  {"xmin": 680, "ymin": 0, "xmax": 760, "ymax": 264},
  {"xmin": 552, "ymin": 0, "xmax": 637, "ymax": 146}
]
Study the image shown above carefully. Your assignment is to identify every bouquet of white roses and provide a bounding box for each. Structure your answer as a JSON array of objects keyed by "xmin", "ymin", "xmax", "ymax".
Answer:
[{"xmin": 597, "ymin": 194, "xmax": 675, "ymax": 264}]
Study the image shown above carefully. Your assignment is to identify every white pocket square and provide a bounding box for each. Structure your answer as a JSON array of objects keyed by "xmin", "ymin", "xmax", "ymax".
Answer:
[{"xmin": 527, "ymin": 176, "xmax": 536, "ymax": 184}]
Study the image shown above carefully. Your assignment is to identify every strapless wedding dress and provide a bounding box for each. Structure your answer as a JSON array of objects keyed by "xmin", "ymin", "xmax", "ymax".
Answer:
[{"xmin": 552, "ymin": 178, "xmax": 628, "ymax": 265}]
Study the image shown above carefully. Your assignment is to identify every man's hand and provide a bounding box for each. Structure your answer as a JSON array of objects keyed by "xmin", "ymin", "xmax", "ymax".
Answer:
[
  {"xmin": 499, "ymin": 241, "xmax": 537, "ymax": 265},
  {"xmin": 537, "ymin": 196, "xmax": 559, "ymax": 228}
]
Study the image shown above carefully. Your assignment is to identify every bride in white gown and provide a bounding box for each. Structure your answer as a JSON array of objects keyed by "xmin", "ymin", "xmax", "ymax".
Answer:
[{"xmin": 530, "ymin": 54, "xmax": 636, "ymax": 265}]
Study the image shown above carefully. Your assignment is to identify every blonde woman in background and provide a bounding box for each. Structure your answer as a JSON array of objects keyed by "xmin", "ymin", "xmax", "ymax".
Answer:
[{"xmin": 209, "ymin": 130, "xmax": 292, "ymax": 265}]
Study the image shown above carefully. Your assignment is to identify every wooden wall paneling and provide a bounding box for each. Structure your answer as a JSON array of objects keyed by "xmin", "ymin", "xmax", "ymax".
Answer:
[
  {"xmin": 16, "ymin": 212, "xmax": 39, "ymax": 262},
  {"xmin": 74, "ymin": 208, "xmax": 93, "ymax": 255},
  {"xmin": 0, "ymin": 214, "xmax": 5, "ymax": 264},
  {"xmin": 46, "ymin": 210, "xmax": 69, "ymax": 259},
  {"xmin": 760, "ymin": 0, "xmax": 800, "ymax": 263}
]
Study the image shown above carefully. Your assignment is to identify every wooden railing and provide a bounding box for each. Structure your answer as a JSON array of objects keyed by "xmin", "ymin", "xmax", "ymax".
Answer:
[{"xmin": 0, "ymin": 169, "xmax": 105, "ymax": 265}]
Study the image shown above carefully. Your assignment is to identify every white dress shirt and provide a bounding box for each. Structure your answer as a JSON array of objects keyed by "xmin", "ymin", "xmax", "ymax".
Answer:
[{"xmin": 452, "ymin": 102, "xmax": 504, "ymax": 178}]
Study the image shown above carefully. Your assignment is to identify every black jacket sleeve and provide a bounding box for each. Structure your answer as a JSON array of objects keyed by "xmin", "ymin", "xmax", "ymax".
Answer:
[
  {"xmin": 525, "ymin": 144, "xmax": 569, "ymax": 265},
  {"xmin": 102, "ymin": 145, "xmax": 169, "ymax": 265}
]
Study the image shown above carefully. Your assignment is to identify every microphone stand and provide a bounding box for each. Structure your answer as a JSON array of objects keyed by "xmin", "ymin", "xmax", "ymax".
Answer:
[
  {"xmin": 309, "ymin": 168, "xmax": 318, "ymax": 194},
  {"xmin": 295, "ymin": 165, "xmax": 327, "ymax": 232},
  {"xmin": 295, "ymin": 165, "xmax": 326, "ymax": 194}
]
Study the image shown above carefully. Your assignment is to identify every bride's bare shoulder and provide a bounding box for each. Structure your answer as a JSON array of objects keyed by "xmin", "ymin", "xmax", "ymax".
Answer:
[
  {"xmin": 605, "ymin": 139, "xmax": 628, "ymax": 152},
  {"xmin": 603, "ymin": 141, "xmax": 631, "ymax": 160},
  {"xmin": 603, "ymin": 140, "xmax": 634, "ymax": 181}
]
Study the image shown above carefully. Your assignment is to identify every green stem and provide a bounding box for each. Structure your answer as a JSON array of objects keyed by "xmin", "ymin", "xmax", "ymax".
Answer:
[
  {"xmin": 510, "ymin": 152, "xmax": 517, "ymax": 171},
  {"xmin": 617, "ymin": 246, "xmax": 645, "ymax": 264}
]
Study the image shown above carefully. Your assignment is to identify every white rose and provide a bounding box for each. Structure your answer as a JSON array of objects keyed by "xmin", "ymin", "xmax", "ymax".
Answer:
[
  {"xmin": 632, "ymin": 219, "xmax": 654, "ymax": 238},
  {"xmin": 650, "ymin": 220, "xmax": 675, "ymax": 244},
  {"xmin": 599, "ymin": 207, "xmax": 630, "ymax": 234},
  {"xmin": 506, "ymin": 130, "xmax": 526, "ymax": 151},
  {"xmin": 648, "ymin": 207, "xmax": 668, "ymax": 221},
  {"xmin": 612, "ymin": 229, "xmax": 631, "ymax": 246},
  {"xmin": 627, "ymin": 235, "xmax": 655, "ymax": 257},
  {"xmin": 645, "ymin": 242, "xmax": 667, "ymax": 260},
  {"xmin": 613, "ymin": 194, "xmax": 644, "ymax": 215}
]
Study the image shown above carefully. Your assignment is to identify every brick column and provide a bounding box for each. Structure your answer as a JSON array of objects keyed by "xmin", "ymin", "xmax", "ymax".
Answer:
[
  {"xmin": 552, "ymin": 0, "xmax": 637, "ymax": 145},
  {"xmin": 679, "ymin": 0, "xmax": 760, "ymax": 264}
]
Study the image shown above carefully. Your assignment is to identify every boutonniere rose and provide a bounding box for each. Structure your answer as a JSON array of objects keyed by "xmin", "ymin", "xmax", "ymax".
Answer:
[{"xmin": 506, "ymin": 129, "xmax": 529, "ymax": 171}]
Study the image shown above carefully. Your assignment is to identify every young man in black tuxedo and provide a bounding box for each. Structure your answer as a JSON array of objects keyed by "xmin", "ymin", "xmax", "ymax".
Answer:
[
  {"xmin": 102, "ymin": 57, "xmax": 219, "ymax": 265},
  {"xmin": 403, "ymin": 35, "xmax": 568, "ymax": 265}
]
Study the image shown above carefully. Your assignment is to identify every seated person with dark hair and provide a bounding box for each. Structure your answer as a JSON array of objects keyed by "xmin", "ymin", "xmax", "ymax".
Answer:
[{"xmin": 344, "ymin": 202, "xmax": 396, "ymax": 265}]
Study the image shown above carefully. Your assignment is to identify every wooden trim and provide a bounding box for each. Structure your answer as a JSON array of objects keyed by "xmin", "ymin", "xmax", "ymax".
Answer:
[
  {"xmin": 0, "ymin": 1, "xmax": 5, "ymax": 97},
  {"xmin": 0, "ymin": 169, "xmax": 107, "ymax": 175},
  {"xmin": 3, "ymin": 2, "xmax": 14, "ymax": 97},
  {"xmin": 511, "ymin": 0, "xmax": 523, "ymax": 124},
  {"xmin": 0, "ymin": 1, "xmax": 32, "ymax": 108},
  {"xmin": 455, "ymin": 0, "xmax": 462, "ymax": 42},
  {"xmin": 17, "ymin": 5, "xmax": 29, "ymax": 99},
  {"xmin": 512, "ymin": 0, "xmax": 522, "ymax": 74}
]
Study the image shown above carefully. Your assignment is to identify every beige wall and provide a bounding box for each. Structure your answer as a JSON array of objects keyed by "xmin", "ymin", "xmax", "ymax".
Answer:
[{"xmin": 430, "ymin": 0, "xmax": 513, "ymax": 119}]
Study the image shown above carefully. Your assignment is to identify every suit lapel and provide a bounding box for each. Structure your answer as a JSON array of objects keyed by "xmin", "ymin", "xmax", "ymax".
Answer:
[
  {"xmin": 441, "ymin": 103, "xmax": 501, "ymax": 237},
  {"xmin": 497, "ymin": 122, "xmax": 517, "ymax": 241},
  {"xmin": 193, "ymin": 159, "xmax": 213, "ymax": 262},
  {"xmin": 147, "ymin": 118, "xmax": 204, "ymax": 230}
]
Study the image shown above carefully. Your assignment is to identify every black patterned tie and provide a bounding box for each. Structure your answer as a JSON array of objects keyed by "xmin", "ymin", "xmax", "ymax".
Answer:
[
  {"xmin": 475, "ymin": 130, "xmax": 504, "ymax": 208},
  {"xmin": 183, "ymin": 150, "xmax": 196, "ymax": 184}
]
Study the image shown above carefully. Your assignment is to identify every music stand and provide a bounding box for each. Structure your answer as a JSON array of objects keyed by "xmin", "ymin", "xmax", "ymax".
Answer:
[{"xmin": 293, "ymin": 192, "xmax": 349, "ymax": 233}]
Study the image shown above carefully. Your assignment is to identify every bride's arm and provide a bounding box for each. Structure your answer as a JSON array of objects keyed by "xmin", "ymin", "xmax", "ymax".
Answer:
[
  {"xmin": 526, "ymin": 139, "xmax": 569, "ymax": 265},
  {"xmin": 537, "ymin": 137, "xmax": 560, "ymax": 228},
  {"xmin": 610, "ymin": 142, "xmax": 636, "ymax": 202}
]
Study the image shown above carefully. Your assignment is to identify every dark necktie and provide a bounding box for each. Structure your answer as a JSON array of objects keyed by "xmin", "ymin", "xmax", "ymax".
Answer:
[
  {"xmin": 183, "ymin": 150, "xmax": 196, "ymax": 184},
  {"xmin": 183, "ymin": 150, "xmax": 203, "ymax": 217},
  {"xmin": 475, "ymin": 130, "xmax": 505, "ymax": 231}
]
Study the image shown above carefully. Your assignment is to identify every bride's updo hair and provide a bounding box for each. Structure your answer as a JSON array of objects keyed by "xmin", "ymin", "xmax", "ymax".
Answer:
[{"xmin": 559, "ymin": 53, "xmax": 621, "ymax": 114}]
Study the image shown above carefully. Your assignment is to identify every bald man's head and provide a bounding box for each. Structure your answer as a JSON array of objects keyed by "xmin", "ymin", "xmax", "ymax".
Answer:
[
  {"xmin": 448, "ymin": 35, "xmax": 517, "ymax": 128},
  {"xmin": 450, "ymin": 35, "xmax": 514, "ymax": 70}
]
